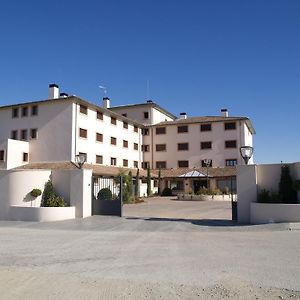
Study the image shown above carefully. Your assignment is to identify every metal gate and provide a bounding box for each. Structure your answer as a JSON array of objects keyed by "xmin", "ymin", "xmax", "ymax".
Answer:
[{"xmin": 92, "ymin": 175, "xmax": 123, "ymax": 217}]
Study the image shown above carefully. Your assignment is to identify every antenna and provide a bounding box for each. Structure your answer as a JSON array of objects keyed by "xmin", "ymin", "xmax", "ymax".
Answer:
[
  {"xmin": 146, "ymin": 79, "xmax": 150, "ymax": 100},
  {"xmin": 99, "ymin": 85, "xmax": 107, "ymax": 95}
]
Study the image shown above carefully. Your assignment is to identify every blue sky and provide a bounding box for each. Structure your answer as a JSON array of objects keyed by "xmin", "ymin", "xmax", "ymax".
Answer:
[{"xmin": 0, "ymin": 0, "xmax": 299, "ymax": 164}]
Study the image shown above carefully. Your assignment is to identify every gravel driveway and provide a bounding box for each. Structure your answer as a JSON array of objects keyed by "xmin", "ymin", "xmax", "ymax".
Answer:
[
  {"xmin": 0, "ymin": 198, "xmax": 299, "ymax": 299},
  {"xmin": 123, "ymin": 196, "xmax": 232, "ymax": 221}
]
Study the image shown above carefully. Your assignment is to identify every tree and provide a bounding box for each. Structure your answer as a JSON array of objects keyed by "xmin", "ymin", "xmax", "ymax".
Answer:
[
  {"xmin": 134, "ymin": 168, "xmax": 140, "ymax": 197},
  {"xmin": 279, "ymin": 165, "xmax": 297, "ymax": 204},
  {"xmin": 158, "ymin": 168, "xmax": 161, "ymax": 195},
  {"xmin": 147, "ymin": 167, "xmax": 151, "ymax": 197},
  {"xmin": 117, "ymin": 170, "xmax": 134, "ymax": 203}
]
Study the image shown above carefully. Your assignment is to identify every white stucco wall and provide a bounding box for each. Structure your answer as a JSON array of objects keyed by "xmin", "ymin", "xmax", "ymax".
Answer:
[
  {"xmin": 237, "ymin": 164, "xmax": 257, "ymax": 224},
  {"xmin": 0, "ymin": 170, "xmax": 51, "ymax": 220},
  {"xmin": 251, "ymin": 203, "xmax": 300, "ymax": 224},
  {"xmin": 0, "ymin": 140, "xmax": 29, "ymax": 170},
  {"xmin": 143, "ymin": 120, "xmax": 253, "ymax": 169},
  {"xmin": 256, "ymin": 164, "xmax": 282, "ymax": 193},
  {"xmin": 75, "ymin": 104, "xmax": 142, "ymax": 168},
  {"xmin": 237, "ymin": 162, "xmax": 300, "ymax": 224},
  {"xmin": 70, "ymin": 169, "xmax": 93, "ymax": 218},
  {"xmin": 110, "ymin": 105, "xmax": 174, "ymax": 125}
]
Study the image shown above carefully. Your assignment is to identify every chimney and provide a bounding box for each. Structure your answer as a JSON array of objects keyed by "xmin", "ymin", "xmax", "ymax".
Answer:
[
  {"xmin": 60, "ymin": 92, "xmax": 68, "ymax": 98},
  {"xmin": 179, "ymin": 112, "xmax": 187, "ymax": 119},
  {"xmin": 221, "ymin": 108, "xmax": 228, "ymax": 117},
  {"xmin": 103, "ymin": 97, "xmax": 110, "ymax": 109},
  {"xmin": 146, "ymin": 100, "xmax": 153, "ymax": 103},
  {"xmin": 49, "ymin": 83, "xmax": 59, "ymax": 99}
]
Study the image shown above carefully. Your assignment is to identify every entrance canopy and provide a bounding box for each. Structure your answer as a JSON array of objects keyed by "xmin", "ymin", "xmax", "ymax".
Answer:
[{"xmin": 179, "ymin": 170, "xmax": 209, "ymax": 178}]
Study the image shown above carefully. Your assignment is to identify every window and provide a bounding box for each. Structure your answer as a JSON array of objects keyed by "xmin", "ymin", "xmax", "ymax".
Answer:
[
  {"xmin": 156, "ymin": 144, "xmax": 166, "ymax": 151},
  {"xmin": 142, "ymin": 128, "xmax": 149, "ymax": 135},
  {"xmin": 79, "ymin": 128, "xmax": 87, "ymax": 138},
  {"xmin": 225, "ymin": 140, "xmax": 237, "ymax": 148},
  {"xmin": 97, "ymin": 111, "xmax": 103, "ymax": 120},
  {"xmin": 30, "ymin": 128, "xmax": 38, "ymax": 139},
  {"xmin": 201, "ymin": 124, "xmax": 211, "ymax": 131},
  {"xmin": 177, "ymin": 125, "xmax": 188, "ymax": 133},
  {"xmin": 20, "ymin": 129, "xmax": 28, "ymax": 141},
  {"xmin": 96, "ymin": 155, "xmax": 103, "ymax": 164},
  {"xmin": 23, "ymin": 152, "xmax": 29, "ymax": 162},
  {"xmin": 201, "ymin": 141, "xmax": 212, "ymax": 149},
  {"xmin": 142, "ymin": 145, "xmax": 150, "ymax": 152},
  {"xmin": 178, "ymin": 160, "xmax": 189, "ymax": 168},
  {"xmin": 134, "ymin": 125, "xmax": 138, "ymax": 133},
  {"xmin": 154, "ymin": 180, "xmax": 158, "ymax": 187},
  {"xmin": 21, "ymin": 106, "xmax": 28, "ymax": 117},
  {"xmin": 31, "ymin": 105, "xmax": 38, "ymax": 116},
  {"xmin": 224, "ymin": 122, "xmax": 236, "ymax": 130},
  {"xmin": 0, "ymin": 150, "xmax": 4, "ymax": 162},
  {"xmin": 123, "ymin": 122, "xmax": 128, "ymax": 129},
  {"xmin": 11, "ymin": 130, "xmax": 18, "ymax": 140},
  {"xmin": 201, "ymin": 159, "xmax": 212, "ymax": 167},
  {"xmin": 12, "ymin": 108, "xmax": 19, "ymax": 118},
  {"xmin": 123, "ymin": 140, "xmax": 128, "ymax": 148},
  {"xmin": 111, "ymin": 137, "xmax": 117, "ymax": 145},
  {"xmin": 111, "ymin": 157, "xmax": 117, "ymax": 166},
  {"xmin": 123, "ymin": 159, "xmax": 128, "ymax": 167},
  {"xmin": 142, "ymin": 161, "xmax": 150, "ymax": 169},
  {"xmin": 122, "ymin": 113, "xmax": 127, "ymax": 117},
  {"xmin": 111, "ymin": 117, "xmax": 117, "ymax": 125},
  {"xmin": 156, "ymin": 161, "xmax": 166, "ymax": 169},
  {"xmin": 226, "ymin": 159, "xmax": 237, "ymax": 166},
  {"xmin": 134, "ymin": 161, "xmax": 138, "ymax": 168},
  {"xmin": 96, "ymin": 133, "xmax": 103, "ymax": 142},
  {"xmin": 156, "ymin": 127, "xmax": 166, "ymax": 135},
  {"xmin": 79, "ymin": 105, "xmax": 88, "ymax": 115},
  {"xmin": 144, "ymin": 112, "xmax": 149, "ymax": 119},
  {"xmin": 134, "ymin": 143, "xmax": 139, "ymax": 150},
  {"xmin": 178, "ymin": 143, "xmax": 189, "ymax": 151}
]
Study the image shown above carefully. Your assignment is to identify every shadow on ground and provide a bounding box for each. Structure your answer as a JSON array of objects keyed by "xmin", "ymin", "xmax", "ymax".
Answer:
[{"xmin": 125, "ymin": 216, "xmax": 238, "ymax": 227}]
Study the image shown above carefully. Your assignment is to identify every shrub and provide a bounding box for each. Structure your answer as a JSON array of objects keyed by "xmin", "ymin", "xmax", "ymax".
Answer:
[
  {"xmin": 43, "ymin": 195, "xmax": 65, "ymax": 207},
  {"xmin": 279, "ymin": 165, "xmax": 297, "ymax": 204},
  {"xmin": 161, "ymin": 187, "xmax": 172, "ymax": 196},
  {"xmin": 30, "ymin": 188, "xmax": 42, "ymax": 198},
  {"xmin": 97, "ymin": 188, "xmax": 113, "ymax": 201},
  {"xmin": 41, "ymin": 180, "xmax": 66, "ymax": 207},
  {"xmin": 257, "ymin": 189, "xmax": 280, "ymax": 203}
]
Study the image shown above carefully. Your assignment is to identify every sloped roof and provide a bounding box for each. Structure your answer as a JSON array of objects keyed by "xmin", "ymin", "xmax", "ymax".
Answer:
[
  {"xmin": 13, "ymin": 162, "xmax": 156, "ymax": 177},
  {"xmin": 153, "ymin": 116, "xmax": 255, "ymax": 134},
  {"xmin": 179, "ymin": 170, "xmax": 208, "ymax": 178},
  {"xmin": 0, "ymin": 96, "xmax": 144, "ymax": 127},
  {"xmin": 153, "ymin": 167, "xmax": 236, "ymax": 178},
  {"xmin": 110, "ymin": 102, "xmax": 177, "ymax": 120}
]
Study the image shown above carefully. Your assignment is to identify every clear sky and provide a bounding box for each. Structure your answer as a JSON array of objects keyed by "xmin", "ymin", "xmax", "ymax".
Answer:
[{"xmin": 0, "ymin": 0, "xmax": 299, "ymax": 164}]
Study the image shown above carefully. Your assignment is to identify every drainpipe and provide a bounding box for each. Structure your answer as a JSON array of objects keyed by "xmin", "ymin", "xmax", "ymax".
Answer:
[{"xmin": 74, "ymin": 103, "xmax": 78, "ymax": 160}]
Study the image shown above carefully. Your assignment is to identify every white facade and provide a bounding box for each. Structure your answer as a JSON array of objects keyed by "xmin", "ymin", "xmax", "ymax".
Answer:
[
  {"xmin": 0, "ymin": 96, "xmax": 143, "ymax": 170},
  {"xmin": 142, "ymin": 118, "xmax": 254, "ymax": 169},
  {"xmin": 110, "ymin": 102, "xmax": 176, "ymax": 125},
  {"xmin": 0, "ymin": 85, "xmax": 255, "ymax": 171}
]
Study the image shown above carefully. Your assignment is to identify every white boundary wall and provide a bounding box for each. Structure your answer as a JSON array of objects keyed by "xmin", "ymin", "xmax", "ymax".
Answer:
[
  {"xmin": 0, "ymin": 168, "xmax": 92, "ymax": 221},
  {"xmin": 237, "ymin": 162, "xmax": 300, "ymax": 224}
]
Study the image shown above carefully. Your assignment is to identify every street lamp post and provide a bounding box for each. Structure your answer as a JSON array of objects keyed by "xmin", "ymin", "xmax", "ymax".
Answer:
[
  {"xmin": 240, "ymin": 146, "xmax": 254, "ymax": 165},
  {"xmin": 203, "ymin": 159, "xmax": 211, "ymax": 189},
  {"xmin": 75, "ymin": 154, "xmax": 86, "ymax": 169}
]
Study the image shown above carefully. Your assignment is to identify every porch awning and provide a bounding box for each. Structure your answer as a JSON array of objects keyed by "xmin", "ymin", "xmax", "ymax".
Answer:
[{"xmin": 179, "ymin": 170, "xmax": 209, "ymax": 178}]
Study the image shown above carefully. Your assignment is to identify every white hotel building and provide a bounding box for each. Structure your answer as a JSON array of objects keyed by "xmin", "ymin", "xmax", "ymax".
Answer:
[{"xmin": 0, "ymin": 84, "xmax": 255, "ymax": 193}]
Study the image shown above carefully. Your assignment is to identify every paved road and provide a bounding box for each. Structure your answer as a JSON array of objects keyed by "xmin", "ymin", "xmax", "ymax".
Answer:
[{"xmin": 0, "ymin": 198, "xmax": 299, "ymax": 299}]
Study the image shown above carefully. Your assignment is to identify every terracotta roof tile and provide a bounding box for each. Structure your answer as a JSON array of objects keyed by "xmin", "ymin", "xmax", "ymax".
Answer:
[{"xmin": 14, "ymin": 162, "xmax": 156, "ymax": 177}]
